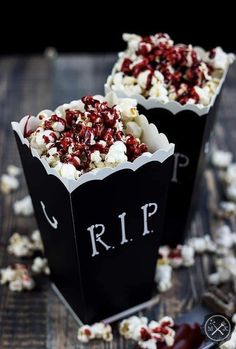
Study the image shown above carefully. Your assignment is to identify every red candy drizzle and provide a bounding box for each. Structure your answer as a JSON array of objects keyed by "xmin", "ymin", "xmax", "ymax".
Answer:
[
  {"xmin": 120, "ymin": 33, "xmax": 216, "ymax": 104},
  {"xmin": 43, "ymin": 97, "xmax": 147, "ymax": 173}
]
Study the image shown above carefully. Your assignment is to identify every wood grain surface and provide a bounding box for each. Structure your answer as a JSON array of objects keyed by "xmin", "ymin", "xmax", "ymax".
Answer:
[{"xmin": 0, "ymin": 55, "xmax": 235, "ymax": 349}]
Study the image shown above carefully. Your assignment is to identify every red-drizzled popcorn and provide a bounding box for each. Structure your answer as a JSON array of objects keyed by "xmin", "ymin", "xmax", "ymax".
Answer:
[
  {"xmin": 77, "ymin": 322, "xmax": 113, "ymax": 343},
  {"xmin": 109, "ymin": 33, "xmax": 234, "ymax": 107},
  {"xmin": 0, "ymin": 263, "xmax": 35, "ymax": 292},
  {"xmin": 25, "ymin": 93, "xmax": 170, "ymax": 180},
  {"xmin": 119, "ymin": 315, "xmax": 175, "ymax": 348}
]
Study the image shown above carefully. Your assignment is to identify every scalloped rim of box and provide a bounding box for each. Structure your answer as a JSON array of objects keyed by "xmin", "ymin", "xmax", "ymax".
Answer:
[
  {"xmin": 105, "ymin": 48, "xmax": 231, "ymax": 116},
  {"xmin": 12, "ymin": 121, "xmax": 174, "ymax": 193}
]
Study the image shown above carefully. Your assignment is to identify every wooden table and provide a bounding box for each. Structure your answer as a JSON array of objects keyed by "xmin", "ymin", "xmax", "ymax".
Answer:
[{"xmin": 0, "ymin": 55, "xmax": 235, "ymax": 349}]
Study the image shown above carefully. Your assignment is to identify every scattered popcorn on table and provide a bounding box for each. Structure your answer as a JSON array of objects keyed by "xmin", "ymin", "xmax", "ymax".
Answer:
[
  {"xmin": 0, "ymin": 264, "xmax": 35, "ymax": 292},
  {"xmin": 31, "ymin": 230, "xmax": 44, "ymax": 252},
  {"xmin": 211, "ymin": 150, "xmax": 233, "ymax": 169},
  {"xmin": 119, "ymin": 315, "xmax": 148, "ymax": 339},
  {"xmin": 7, "ymin": 230, "xmax": 44, "ymax": 257},
  {"xmin": 0, "ymin": 174, "xmax": 19, "ymax": 194},
  {"xmin": 213, "ymin": 224, "xmax": 236, "ymax": 252},
  {"xmin": 155, "ymin": 260, "xmax": 172, "ymax": 292},
  {"xmin": 7, "ymin": 164, "xmax": 21, "ymax": 177},
  {"xmin": 32, "ymin": 257, "xmax": 50, "ymax": 275},
  {"xmin": 158, "ymin": 245, "xmax": 195, "ymax": 268},
  {"xmin": 208, "ymin": 256, "xmax": 236, "ymax": 286},
  {"xmin": 226, "ymin": 183, "xmax": 236, "ymax": 202},
  {"xmin": 223, "ymin": 163, "xmax": 236, "ymax": 184},
  {"xmin": 13, "ymin": 195, "xmax": 34, "ymax": 216},
  {"xmin": 188, "ymin": 235, "xmax": 216, "ymax": 253},
  {"xmin": 216, "ymin": 201, "xmax": 236, "ymax": 218},
  {"xmin": 119, "ymin": 315, "xmax": 175, "ymax": 348},
  {"xmin": 78, "ymin": 322, "xmax": 113, "ymax": 343},
  {"xmin": 7, "ymin": 232, "xmax": 33, "ymax": 257}
]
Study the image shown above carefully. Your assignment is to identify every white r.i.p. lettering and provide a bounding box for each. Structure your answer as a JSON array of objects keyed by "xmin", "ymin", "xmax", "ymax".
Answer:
[
  {"xmin": 171, "ymin": 153, "xmax": 190, "ymax": 183},
  {"xmin": 141, "ymin": 203, "xmax": 158, "ymax": 236},
  {"xmin": 87, "ymin": 224, "xmax": 112, "ymax": 257},
  {"xmin": 118, "ymin": 212, "xmax": 129, "ymax": 245}
]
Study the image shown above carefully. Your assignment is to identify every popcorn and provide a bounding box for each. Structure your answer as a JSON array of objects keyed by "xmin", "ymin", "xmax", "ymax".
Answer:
[
  {"xmin": 212, "ymin": 150, "xmax": 233, "ymax": 168},
  {"xmin": 0, "ymin": 174, "xmax": 19, "ymax": 194},
  {"xmin": 213, "ymin": 225, "xmax": 236, "ymax": 251},
  {"xmin": 24, "ymin": 94, "xmax": 170, "ymax": 180},
  {"xmin": 224, "ymin": 163, "xmax": 236, "ymax": 184},
  {"xmin": 110, "ymin": 33, "xmax": 233, "ymax": 106},
  {"xmin": 119, "ymin": 316, "xmax": 148, "ymax": 339},
  {"xmin": 7, "ymin": 165, "xmax": 21, "ymax": 177},
  {"xmin": 13, "ymin": 195, "xmax": 34, "ymax": 216},
  {"xmin": 155, "ymin": 261, "xmax": 172, "ymax": 292},
  {"xmin": 0, "ymin": 264, "xmax": 35, "ymax": 292},
  {"xmin": 208, "ymin": 256, "xmax": 236, "ymax": 285},
  {"xmin": 7, "ymin": 233, "xmax": 32, "ymax": 257},
  {"xmin": 31, "ymin": 230, "xmax": 44, "ymax": 252},
  {"xmin": 78, "ymin": 322, "xmax": 113, "ymax": 343},
  {"xmin": 119, "ymin": 315, "xmax": 175, "ymax": 348},
  {"xmin": 7, "ymin": 230, "xmax": 44, "ymax": 257},
  {"xmin": 226, "ymin": 183, "xmax": 236, "ymax": 202},
  {"xmin": 216, "ymin": 201, "xmax": 236, "ymax": 218},
  {"xmin": 31, "ymin": 257, "xmax": 50, "ymax": 275},
  {"xmin": 158, "ymin": 244, "xmax": 195, "ymax": 268},
  {"xmin": 188, "ymin": 235, "xmax": 216, "ymax": 253}
]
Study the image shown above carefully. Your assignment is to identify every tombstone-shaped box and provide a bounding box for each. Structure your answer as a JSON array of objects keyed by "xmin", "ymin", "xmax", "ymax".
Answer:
[
  {"xmin": 12, "ymin": 112, "xmax": 174, "ymax": 324},
  {"xmin": 105, "ymin": 45, "xmax": 234, "ymax": 246}
]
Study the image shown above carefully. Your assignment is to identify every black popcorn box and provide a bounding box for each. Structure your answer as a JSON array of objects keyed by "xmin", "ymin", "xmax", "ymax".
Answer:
[
  {"xmin": 106, "ymin": 63, "xmax": 232, "ymax": 246},
  {"xmin": 12, "ymin": 119, "xmax": 174, "ymax": 324}
]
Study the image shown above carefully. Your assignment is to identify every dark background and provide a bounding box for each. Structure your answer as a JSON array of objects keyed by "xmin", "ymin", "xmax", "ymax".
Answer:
[{"xmin": 1, "ymin": 4, "xmax": 235, "ymax": 54}]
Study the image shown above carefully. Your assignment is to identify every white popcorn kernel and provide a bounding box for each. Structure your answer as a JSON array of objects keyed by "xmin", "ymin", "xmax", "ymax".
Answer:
[
  {"xmin": 137, "ymin": 70, "xmax": 151, "ymax": 89},
  {"xmin": 1, "ymin": 264, "xmax": 35, "ymax": 292},
  {"xmin": 0, "ymin": 174, "xmax": 19, "ymax": 194},
  {"xmin": 91, "ymin": 150, "xmax": 102, "ymax": 164},
  {"xmin": 32, "ymin": 257, "xmax": 50, "ymax": 275},
  {"xmin": 7, "ymin": 165, "xmax": 21, "ymax": 177},
  {"xmin": 220, "ymin": 201, "xmax": 236, "ymax": 216},
  {"xmin": 51, "ymin": 121, "xmax": 65, "ymax": 132},
  {"xmin": 9, "ymin": 279, "xmax": 24, "ymax": 292},
  {"xmin": 155, "ymin": 263, "xmax": 172, "ymax": 292},
  {"xmin": 78, "ymin": 323, "xmax": 113, "ymax": 343},
  {"xmin": 55, "ymin": 163, "xmax": 77, "ymax": 180},
  {"xmin": 31, "ymin": 230, "xmax": 44, "ymax": 252},
  {"xmin": 36, "ymin": 109, "xmax": 52, "ymax": 121},
  {"xmin": 149, "ymin": 83, "xmax": 169, "ymax": 103},
  {"xmin": 212, "ymin": 150, "xmax": 233, "ymax": 168},
  {"xmin": 213, "ymin": 225, "xmax": 236, "ymax": 250},
  {"xmin": 194, "ymin": 86, "xmax": 211, "ymax": 106},
  {"xmin": 226, "ymin": 183, "xmax": 236, "ymax": 202},
  {"xmin": 206, "ymin": 47, "xmax": 234, "ymax": 71},
  {"xmin": 224, "ymin": 163, "xmax": 236, "ymax": 184},
  {"xmin": 119, "ymin": 316, "xmax": 148, "ymax": 339},
  {"xmin": 125, "ymin": 121, "xmax": 142, "ymax": 138},
  {"xmin": 105, "ymin": 141, "xmax": 127, "ymax": 164},
  {"xmin": 188, "ymin": 235, "xmax": 216, "ymax": 253},
  {"xmin": 13, "ymin": 195, "xmax": 34, "ymax": 216},
  {"xmin": 7, "ymin": 232, "xmax": 33, "ymax": 257},
  {"xmin": 138, "ymin": 338, "xmax": 157, "ymax": 349},
  {"xmin": 0, "ymin": 267, "xmax": 16, "ymax": 284},
  {"xmin": 181, "ymin": 245, "xmax": 195, "ymax": 267},
  {"xmin": 77, "ymin": 325, "xmax": 94, "ymax": 343}
]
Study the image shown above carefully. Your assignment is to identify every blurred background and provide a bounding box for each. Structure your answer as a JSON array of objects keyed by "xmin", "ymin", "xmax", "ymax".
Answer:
[{"xmin": 0, "ymin": 3, "xmax": 234, "ymax": 54}]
